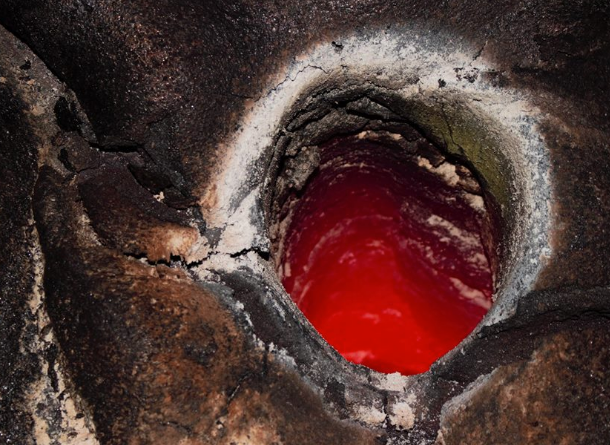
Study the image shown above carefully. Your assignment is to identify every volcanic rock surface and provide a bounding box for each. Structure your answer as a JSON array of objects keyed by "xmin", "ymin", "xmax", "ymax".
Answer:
[{"xmin": 0, "ymin": 1, "xmax": 609, "ymax": 444}]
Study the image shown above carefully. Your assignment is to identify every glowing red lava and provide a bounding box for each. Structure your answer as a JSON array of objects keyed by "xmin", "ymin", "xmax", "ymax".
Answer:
[{"xmin": 279, "ymin": 137, "xmax": 494, "ymax": 375}]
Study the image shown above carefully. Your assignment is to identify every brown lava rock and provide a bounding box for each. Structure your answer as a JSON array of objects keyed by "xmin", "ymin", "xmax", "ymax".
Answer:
[
  {"xmin": 0, "ymin": 0, "xmax": 609, "ymax": 444},
  {"xmin": 437, "ymin": 328, "xmax": 610, "ymax": 445}
]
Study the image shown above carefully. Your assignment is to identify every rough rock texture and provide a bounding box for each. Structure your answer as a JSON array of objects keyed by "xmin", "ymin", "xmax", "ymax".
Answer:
[
  {"xmin": 0, "ymin": 0, "xmax": 609, "ymax": 444},
  {"xmin": 0, "ymin": 35, "xmax": 40, "ymax": 445},
  {"xmin": 34, "ymin": 166, "xmax": 376, "ymax": 445},
  {"xmin": 438, "ymin": 328, "xmax": 610, "ymax": 445}
]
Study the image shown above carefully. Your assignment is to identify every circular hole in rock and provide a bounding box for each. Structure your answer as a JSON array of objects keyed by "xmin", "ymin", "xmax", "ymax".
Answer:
[{"xmin": 274, "ymin": 130, "xmax": 498, "ymax": 376}]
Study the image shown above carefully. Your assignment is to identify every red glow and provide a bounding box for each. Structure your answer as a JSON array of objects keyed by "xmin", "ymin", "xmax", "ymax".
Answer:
[{"xmin": 280, "ymin": 137, "xmax": 494, "ymax": 375}]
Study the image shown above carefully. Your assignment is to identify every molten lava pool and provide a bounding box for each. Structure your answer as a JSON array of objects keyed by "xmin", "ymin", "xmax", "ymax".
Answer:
[{"xmin": 279, "ymin": 136, "xmax": 495, "ymax": 375}]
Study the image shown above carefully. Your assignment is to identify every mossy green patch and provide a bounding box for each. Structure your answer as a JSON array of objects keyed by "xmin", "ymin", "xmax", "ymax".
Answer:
[{"xmin": 402, "ymin": 97, "xmax": 514, "ymax": 214}]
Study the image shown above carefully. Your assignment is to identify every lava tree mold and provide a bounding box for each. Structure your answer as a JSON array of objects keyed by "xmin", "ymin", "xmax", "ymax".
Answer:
[{"xmin": 1, "ymin": 1, "xmax": 610, "ymax": 444}]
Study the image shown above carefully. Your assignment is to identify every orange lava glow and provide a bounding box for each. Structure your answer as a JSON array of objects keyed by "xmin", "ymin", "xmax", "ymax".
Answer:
[{"xmin": 280, "ymin": 138, "xmax": 494, "ymax": 375}]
